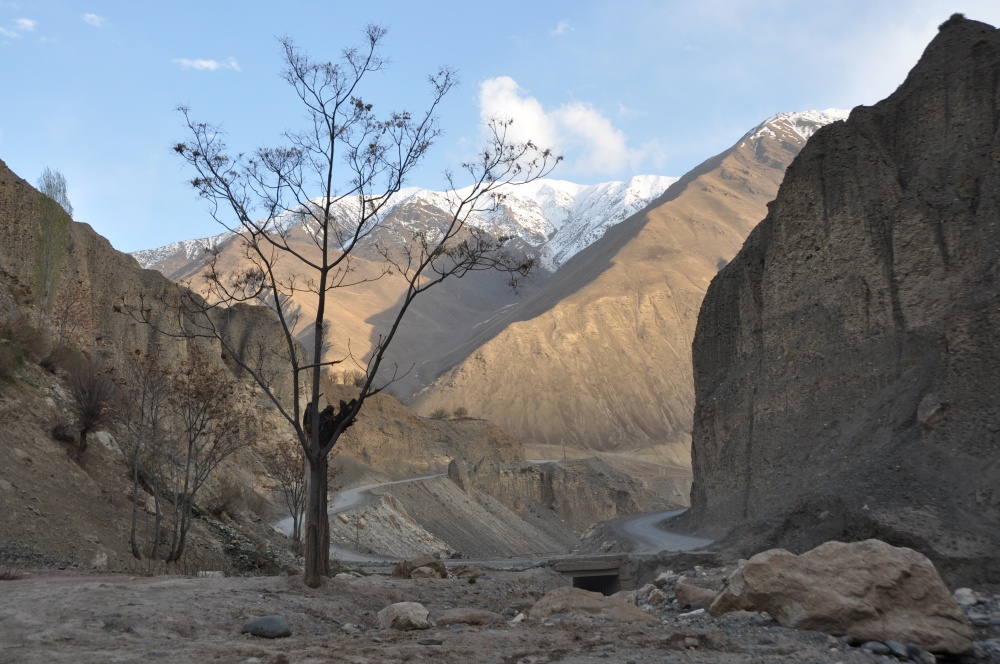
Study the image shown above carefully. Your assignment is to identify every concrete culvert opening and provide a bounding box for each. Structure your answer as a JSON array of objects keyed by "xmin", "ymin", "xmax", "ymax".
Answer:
[{"xmin": 572, "ymin": 574, "xmax": 621, "ymax": 596}]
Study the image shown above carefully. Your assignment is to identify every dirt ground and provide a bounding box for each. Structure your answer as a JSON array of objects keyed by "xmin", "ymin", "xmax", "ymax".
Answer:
[{"xmin": 1, "ymin": 564, "xmax": 970, "ymax": 664}]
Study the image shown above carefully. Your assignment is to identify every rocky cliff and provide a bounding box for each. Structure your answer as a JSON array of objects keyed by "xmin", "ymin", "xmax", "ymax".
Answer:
[
  {"xmin": 0, "ymin": 158, "xmax": 291, "ymax": 394},
  {"xmin": 686, "ymin": 15, "xmax": 1000, "ymax": 583}
]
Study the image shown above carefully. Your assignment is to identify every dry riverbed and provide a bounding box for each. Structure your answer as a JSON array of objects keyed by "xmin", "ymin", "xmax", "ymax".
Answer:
[{"xmin": 6, "ymin": 564, "xmax": 997, "ymax": 663}]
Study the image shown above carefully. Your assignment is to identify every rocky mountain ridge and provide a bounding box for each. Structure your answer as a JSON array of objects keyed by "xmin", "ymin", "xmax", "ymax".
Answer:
[
  {"xmin": 131, "ymin": 175, "xmax": 678, "ymax": 276},
  {"xmin": 684, "ymin": 14, "xmax": 1000, "ymax": 584}
]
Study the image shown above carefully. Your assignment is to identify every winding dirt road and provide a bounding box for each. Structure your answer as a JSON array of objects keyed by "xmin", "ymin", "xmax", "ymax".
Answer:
[{"xmin": 277, "ymin": 473, "xmax": 711, "ymax": 563}]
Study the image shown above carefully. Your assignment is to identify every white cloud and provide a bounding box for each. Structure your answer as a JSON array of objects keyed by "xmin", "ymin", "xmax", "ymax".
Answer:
[
  {"xmin": 83, "ymin": 13, "xmax": 107, "ymax": 28},
  {"xmin": 172, "ymin": 57, "xmax": 241, "ymax": 72},
  {"xmin": 14, "ymin": 17, "xmax": 34, "ymax": 31},
  {"xmin": 478, "ymin": 76, "xmax": 658, "ymax": 178},
  {"xmin": 550, "ymin": 19, "xmax": 572, "ymax": 36},
  {"xmin": 0, "ymin": 26, "xmax": 15, "ymax": 38}
]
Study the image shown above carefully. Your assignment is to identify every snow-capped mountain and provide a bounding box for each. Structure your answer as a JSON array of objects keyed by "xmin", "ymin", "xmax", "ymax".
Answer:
[
  {"xmin": 131, "ymin": 175, "xmax": 678, "ymax": 274},
  {"xmin": 740, "ymin": 109, "xmax": 851, "ymax": 147},
  {"xmin": 130, "ymin": 233, "xmax": 231, "ymax": 271}
]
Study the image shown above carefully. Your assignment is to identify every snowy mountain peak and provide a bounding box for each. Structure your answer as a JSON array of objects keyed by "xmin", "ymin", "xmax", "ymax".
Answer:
[{"xmin": 741, "ymin": 109, "xmax": 851, "ymax": 145}]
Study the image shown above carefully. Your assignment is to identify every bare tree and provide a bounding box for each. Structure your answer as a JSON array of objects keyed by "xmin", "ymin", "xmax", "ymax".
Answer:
[
  {"xmin": 162, "ymin": 345, "xmax": 258, "ymax": 563},
  {"xmin": 162, "ymin": 26, "xmax": 558, "ymax": 587},
  {"xmin": 260, "ymin": 440, "xmax": 308, "ymax": 543},
  {"xmin": 112, "ymin": 350, "xmax": 171, "ymax": 560}
]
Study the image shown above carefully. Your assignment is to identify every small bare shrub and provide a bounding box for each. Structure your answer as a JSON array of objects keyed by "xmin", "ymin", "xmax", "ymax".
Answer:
[
  {"xmin": 40, "ymin": 343, "xmax": 84, "ymax": 375},
  {"xmin": 453, "ymin": 406, "xmax": 468, "ymax": 418},
  {"xmin": 51, "ymin": 421, "xmax": 76, "ymax": 444},
  {"xmin": 66, "ymin": 356, "xmax": 114, "ymax": 460},
  {"xmin": 429, "ymin": 407, "xmax": 449, "ymax": 420},
  {"xmin": 206, "ymin": 476, "xmax": 245, "ymax": 519},
  {"xmin": 0, "ymin": 344, "xmax": 21, "ymax": 383}
]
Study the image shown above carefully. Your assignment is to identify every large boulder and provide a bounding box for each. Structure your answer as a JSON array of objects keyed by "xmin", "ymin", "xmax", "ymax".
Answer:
[{"xmin": 710, "ymin": 540, "xmax": 972, "ymax": 654}]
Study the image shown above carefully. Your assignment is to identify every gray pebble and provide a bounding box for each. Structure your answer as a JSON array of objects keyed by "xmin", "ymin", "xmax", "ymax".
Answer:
[
  {"xmin": 418, "ymin": 637, "xmax": 444, "ymax": 646},
  {"xmin": 885, "ymin": 640, "xmax": 908, "ymax": 658},
  {"xmin": 240, "ymin": 615, "xmax": 292, "ymax": 639},
  {"xmin": 860, "ymin": 641, "xmax": 891, "ymax": 655}
]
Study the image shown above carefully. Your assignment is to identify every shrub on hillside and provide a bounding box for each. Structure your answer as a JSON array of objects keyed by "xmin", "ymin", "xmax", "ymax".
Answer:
[
  {"xmin": 429, "ymin": 407, "xmax": 449, "ymax": 420},
  {"xmin": 40, "ymin": 343, "xmax": 84, "ymax": 375}
]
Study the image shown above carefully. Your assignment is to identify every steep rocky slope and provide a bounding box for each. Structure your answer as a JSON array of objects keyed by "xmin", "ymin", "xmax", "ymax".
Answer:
[
  {"xmin": 685, "ymin": 15, "xmax": 1000, "ymax": 583},
  {"xmin": 414, "ymin": 111, "xmax": 847, "ymax": 469}
]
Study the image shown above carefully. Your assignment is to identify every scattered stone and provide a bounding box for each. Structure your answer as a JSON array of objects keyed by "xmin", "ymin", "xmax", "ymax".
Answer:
[
  {"xmin": 450, "ymin": 564, "xmax": 481, "ymax": 579},
  {"xmin": 240, "ymin": 615, "xmax": 292, "ymax": 639},
  {"xmin": 418, "ymin": 637, "xmax": 443, "ymax": 646},
  {"xmin": 674, "ymin": 578, "xmax": 717, "ymax": 608},
  {"xmin": 885, "ymin": 640, "xmax": 909, "ymax": 658},
  {"xmin": 709, "ymin": 565, "xmax": 755, "ymax": 615},
  {"xmin": 392, "ymin": 556, "xmax": 447, "ymax": 579},
  {"xmin": 611, "ymin": 590, "xmax": 638, "ymax": 605},
  {"xmin": 861, "ymin": 641, "xmax": 891, "ymax": 655},
  {"xmin": 645, "ymin": 589, "xmax": 668, "ymax": 606},
  {"xmin": 510, "ymin": 612, "xmax": 526, "ymax": 624},
  {"xmin": 377, "ymin": 602, "xmax": 431, "ymax": 631},
  {"xmin": 709, "ymin": 540, "xmax": 973, "ymax": 654},
  {"xmin": 653, "ymin": 571, "xmax": 675, "ymax": 588},
  {"xmin": 268, "ymin": 655, "xmax": 290, "ymax": 664},
  {"xmin": 907, "ymin": 643, "xmax": 937, "ymax": 664},
  {"xmin": 340, "ymin": 623, "xmax": 360, "ymax": 635},
  {"xmin": 409, "ymin": 566, "xmax": 438, "ymax": 579},
  {"xmin": 528, "ymin": 587, "xmax": 656, "ymax": 624},
  {"xmin": 334, "ymin": 572, "xmax": 355, "ymax": 580},
  {"xmin": 678, "ymin": 608, "xmax": 706, "ymax": 619},
  {"xmin": 684, "ymin": 636, "xmax": 700, "ymax": 648},
  {"xmin": 433, "ymin": 608, "xmax": 503, "ymax": 627},
  {"xmin": 954, "ymin": 588, "xmax": 979, "ymax": 607}
]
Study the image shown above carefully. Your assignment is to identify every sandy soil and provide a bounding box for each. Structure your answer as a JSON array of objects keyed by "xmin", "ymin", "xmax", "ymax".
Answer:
[{"xmin": 0, "ymin": 566, "xmax": 905, "ymax": 664}]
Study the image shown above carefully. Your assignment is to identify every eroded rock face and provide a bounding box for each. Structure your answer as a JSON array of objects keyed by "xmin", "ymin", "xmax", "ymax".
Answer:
[
  {"xmin": 710, "ymin": 540, "xmax": 973, "ymax": 654},
  {"xmin": 687, "ymin": 15, "xmax": 1000, "ymax": 582},
  {"xmin": 458, "ymin": 457, "xmax": 667, "ymax": 533}
]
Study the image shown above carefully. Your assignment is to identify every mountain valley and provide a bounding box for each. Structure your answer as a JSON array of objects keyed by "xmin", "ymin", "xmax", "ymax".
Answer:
[{"xmin": 3, "ymin": 13, "xmax": 1000, "ymax": 662}]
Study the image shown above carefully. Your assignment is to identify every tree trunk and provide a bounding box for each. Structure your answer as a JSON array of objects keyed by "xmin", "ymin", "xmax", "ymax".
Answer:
[
  {"xmin": 129, "ymin": 454, "xmax": 142, "ymax": 560},
  {"xmin": 303, "ymin": 454, "xmax": 329, "ymax": 588}
]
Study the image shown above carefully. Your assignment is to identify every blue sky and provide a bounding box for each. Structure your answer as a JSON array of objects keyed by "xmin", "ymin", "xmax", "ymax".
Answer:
[{"xmin": 2, "ymin": 1, "xmax": 998, "ymax": 253}]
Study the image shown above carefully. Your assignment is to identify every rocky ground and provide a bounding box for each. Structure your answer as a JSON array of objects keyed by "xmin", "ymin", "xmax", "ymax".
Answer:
[{"xmin": 1, "ymin": 560, "xmax": 998, "ymax": 664}]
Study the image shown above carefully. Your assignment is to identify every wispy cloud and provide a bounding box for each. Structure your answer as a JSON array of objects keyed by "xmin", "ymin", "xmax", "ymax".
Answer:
[
  {"xmin": 82, "ymin": 13, "xmax": 107, "ymax": 28},
  {"xmin": 1, "ymin": 15, "xmax": 34, "ymax": 38},
  {"xmin": 172, "ymin": 57, "xmax": 241, "ymax": 72},
  {"xmin": 478, "ymin": 76, "xmax": 661, "ymax": 178},
  {"xmin": 550, "ymin": 19, "xmax": 572, "ymax": 36}
]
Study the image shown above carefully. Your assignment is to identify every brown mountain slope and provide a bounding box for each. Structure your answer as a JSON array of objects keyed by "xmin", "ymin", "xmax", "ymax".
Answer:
[
  {"xmin": 684, "ymin": 15, "xmax": 1000, "ymax": 583},
  {"xmin": 151, "ymin": 209, "xmax": 547, "ymax": 392},
  {"xmin": 412, "ymin": 112, "xmax": 844, "ymax": 470}
]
